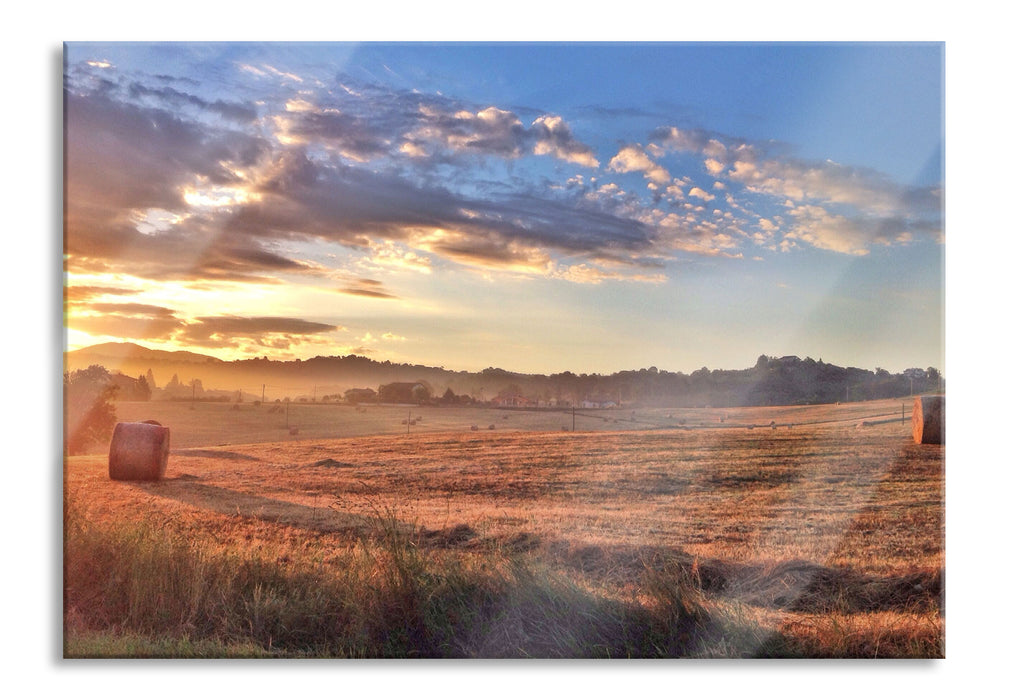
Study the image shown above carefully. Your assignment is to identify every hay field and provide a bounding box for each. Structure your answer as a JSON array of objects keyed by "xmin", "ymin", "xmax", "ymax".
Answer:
[
  {"xmin": 112, "ymin": 398, "xmax": 913, "ymax": 449},
  {"xmin": 64, "ymin": 399, "xmax": 943, "ymax": 657}
]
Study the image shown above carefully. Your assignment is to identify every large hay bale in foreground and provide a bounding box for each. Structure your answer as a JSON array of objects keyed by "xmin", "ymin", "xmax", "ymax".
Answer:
[
  {"xmin": 108, "ymin": 421, "xmax": 170, "ymax": 481},
  {"xmin": 912, "ymin": 395, "xmax": 945, "ymax": 445}
]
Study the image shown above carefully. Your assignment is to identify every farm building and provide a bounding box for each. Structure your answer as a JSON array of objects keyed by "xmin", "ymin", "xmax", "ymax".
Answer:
[
  {"xmin": 491, "ymin": 392, "xmax": 536, "ymax": 408},
  {"xmin": 581, "ymin": 397, "xmax": 619, "ymax": 409}
]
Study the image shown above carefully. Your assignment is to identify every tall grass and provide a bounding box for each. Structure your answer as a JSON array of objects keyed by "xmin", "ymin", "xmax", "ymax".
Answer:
[
  {"xmin": 64, "ymin": 494, "xmax": 717, "ymax": 658},
  {"xmin": 64, "ymin": 489, "xmax": 942, "ymax": 658}
]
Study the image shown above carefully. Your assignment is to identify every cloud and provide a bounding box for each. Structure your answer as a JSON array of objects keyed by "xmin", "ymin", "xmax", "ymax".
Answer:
[
  {"xmin": 607, "ymin": 144, "xmax": 671, "ymax": 185},
  {"xmin": 338, "ymin": 279, "xmax": 399, "ymax": 299},
  {"xmin": 653, "ymin": 124, "xmax": 943, "ymax": 253},
  {"xmin": 65, "ymin": 70, "xmax": 661, "ymax": 288},
  {"xmin": 127, "ymin": 81, "xmax": 258, "ymax": 123},
  {"xmin": 271, "ymin": 99, "xmax": 390, "ymax": 161},
  {"xmin": 403, "ymin": 104, "xmax": 526, "ymax": 159},
  {"xmin": 68, "ymin": 301, "xmax": 184, "ymax": 341},
  {"xmin": 65, "ymin": 58, "xmax": 943, "ymax": 315},
  {"xmin": 688, "ymin": 187, "xmax": 715, "ymax": 203},
  {"xmin": 66, "ymin": 285, "xmax": 344, "ymax": 351},
  {"xmin": 401, "ymin": 104, "xmax": 598, "ymax": 167},
  {"xmin": 552, "ymin": 263, "xmax": 667, "ymax": 285},
  {"xmin": 360, "ymin": 241, "xmax": 433, "ymax": 274},
  {"xmin": 239, "ymin": 63, "xmax": 304, "ymax": 84},
  {"xmin": 176, "ymin": 315, "xmax": 342, "ymax": 350},
  {"xmin": 531, "ymin": 115, "xmax": 599, "ymax": 167},
  {"xmin": 64, "ymin": 285, "xmax": 138, "ymax": 303}
]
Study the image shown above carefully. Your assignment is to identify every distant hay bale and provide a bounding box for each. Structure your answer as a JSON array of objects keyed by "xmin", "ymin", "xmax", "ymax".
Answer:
[
  {"xmin": 912, "ymin": 395, "xmax": 945, "ymax": 445},
  {"xmin": 108, "ymin": 422, "xmax": 170, "ymax": 481},
  {"xmin": 289, "ymin": 427, "xmax": 300, "ymax": 436}
]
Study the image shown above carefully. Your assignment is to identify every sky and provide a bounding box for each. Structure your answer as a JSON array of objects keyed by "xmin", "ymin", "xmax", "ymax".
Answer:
[{"xmin": 63, "ymin": 41, "xmax": 944, "ymax": 375}]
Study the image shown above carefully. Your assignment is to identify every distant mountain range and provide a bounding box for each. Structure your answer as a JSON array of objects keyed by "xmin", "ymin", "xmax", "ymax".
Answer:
[{"xmin": 69, "ymin": 342, "xmax": 224, "ymax": 365}]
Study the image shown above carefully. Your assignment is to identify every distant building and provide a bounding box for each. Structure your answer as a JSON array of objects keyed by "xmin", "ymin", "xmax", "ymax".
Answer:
[
  {"xmin": 491, "ymin": 392, "xmax": 535, "ymax": 408},
  {"xmin": 581, "ymin": 397, "xmax": 618, "ymax": 409}
]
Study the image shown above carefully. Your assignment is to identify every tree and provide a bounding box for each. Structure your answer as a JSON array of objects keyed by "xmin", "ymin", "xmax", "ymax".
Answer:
[
  {"xmin": 129, "ymin": 373, "xmax": 152, "ymax": 401},
  {"xmin": 64, "ymin": 365, "xmax": 118, "ymax": 455}
]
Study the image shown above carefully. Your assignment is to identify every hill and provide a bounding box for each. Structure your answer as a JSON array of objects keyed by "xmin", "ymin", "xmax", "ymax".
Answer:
[{"xmin": 65, "ymin": 344, "xmax": 943, "ymax": 408}]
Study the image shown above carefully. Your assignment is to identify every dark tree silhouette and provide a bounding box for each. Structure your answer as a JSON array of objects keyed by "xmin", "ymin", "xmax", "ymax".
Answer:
[{"xmin": 64, "ymin": 365, "xmax": 118, "ymax": 455}]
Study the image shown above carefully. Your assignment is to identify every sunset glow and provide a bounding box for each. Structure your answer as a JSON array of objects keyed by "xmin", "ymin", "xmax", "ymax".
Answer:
[{"xmin": 63, "ymin": 42, "xmax": 943, "ymax": 374}]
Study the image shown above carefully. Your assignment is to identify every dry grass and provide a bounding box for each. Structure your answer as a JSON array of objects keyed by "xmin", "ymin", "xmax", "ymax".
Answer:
[{"xmin": 64, "ymin": 400, "xmax": 943, "ymax": 657}]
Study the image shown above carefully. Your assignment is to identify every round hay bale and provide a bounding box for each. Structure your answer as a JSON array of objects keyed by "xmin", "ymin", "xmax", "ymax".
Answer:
[
  {"xmin": 912, "ymin": 395, "xmax": 945, "ymax": 445},
  {"xmin": 108, "ymin": 422, "xmax": 170, "ymax": 481}
]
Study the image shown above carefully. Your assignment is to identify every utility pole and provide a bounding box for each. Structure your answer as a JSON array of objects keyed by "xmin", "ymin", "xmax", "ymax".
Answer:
[
  {"xmin": 262, "ymin": 384, "xmax": 265, "ymax": 404},
  {"xmin": 572, "ymin": 406, "xmax": 575, "ymax": 432}
]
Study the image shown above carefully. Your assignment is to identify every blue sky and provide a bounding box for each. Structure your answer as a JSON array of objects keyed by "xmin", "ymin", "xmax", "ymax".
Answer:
[{"xmin": 63, "ymin": 41, "xmax": 944, "ymax": 374}]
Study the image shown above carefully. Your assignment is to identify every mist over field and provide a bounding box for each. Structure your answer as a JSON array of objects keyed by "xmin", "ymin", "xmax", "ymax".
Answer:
[{"xmin": 67, "ymin": 341, "xmax": 943, "ymax": 409}]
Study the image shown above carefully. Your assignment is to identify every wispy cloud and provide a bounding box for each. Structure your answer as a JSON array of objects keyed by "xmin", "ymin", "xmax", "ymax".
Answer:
[{"xmin": 338, "ymin": 278, "xmax": 399, "ymax": 299}]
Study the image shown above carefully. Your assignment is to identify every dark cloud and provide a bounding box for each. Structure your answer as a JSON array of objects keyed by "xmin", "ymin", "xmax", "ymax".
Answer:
[
  {"xmin": 65, "ymin": 72, "xmax": 656, "ymax": 286},
  {"xmin": 128, "ymin": 82, "xmax": 259, "ymax": 123},
  {"xmin": 175, "ymin": 315, "xmax": 342, "ymax": 350},
  {"xmin": 338, "ymin": 278, "xmax": 398, "ymax": 299},
  {"xmin": 225, "ymin": 148, "xmax": 656, "ymax": 269},
  {"xmin": 69, "ymin": 302, "xmax": 184, "ymax": 341},
  {"xmin": 64, "ymin": 88, "xmax": 271, "ymax": 278},
  {"xmin": 275, "ymin": 107, "xmax": 390, "ymax": 161},
  {"xmin": 77, "ymin": 70, "xmax": 939, "ymax": 287},
  {"xmin": 187, "ymin": 316, "xmax": 339, "ymax": 337}
]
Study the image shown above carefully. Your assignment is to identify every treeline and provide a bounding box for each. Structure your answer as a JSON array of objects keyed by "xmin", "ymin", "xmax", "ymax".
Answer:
[
  {"xmin": 64, "ymin": 351, "xmax": 945, "ymax": 438},
  {"xmin": 344, "ymin": 355, "xmax": 943, "ymax": 409},
  {"xmin": 63, "ymin": 365, "xmax": 151, "ymax": 454},
  {"xmin": 433, "ymin": 355, "xmax": 943, "ymax": 409}
]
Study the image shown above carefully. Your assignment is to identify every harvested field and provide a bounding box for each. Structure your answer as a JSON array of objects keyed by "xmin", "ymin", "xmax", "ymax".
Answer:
[{"xmin": 64, "ymin": 400, "xmax": 943, "ymax": 658}]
